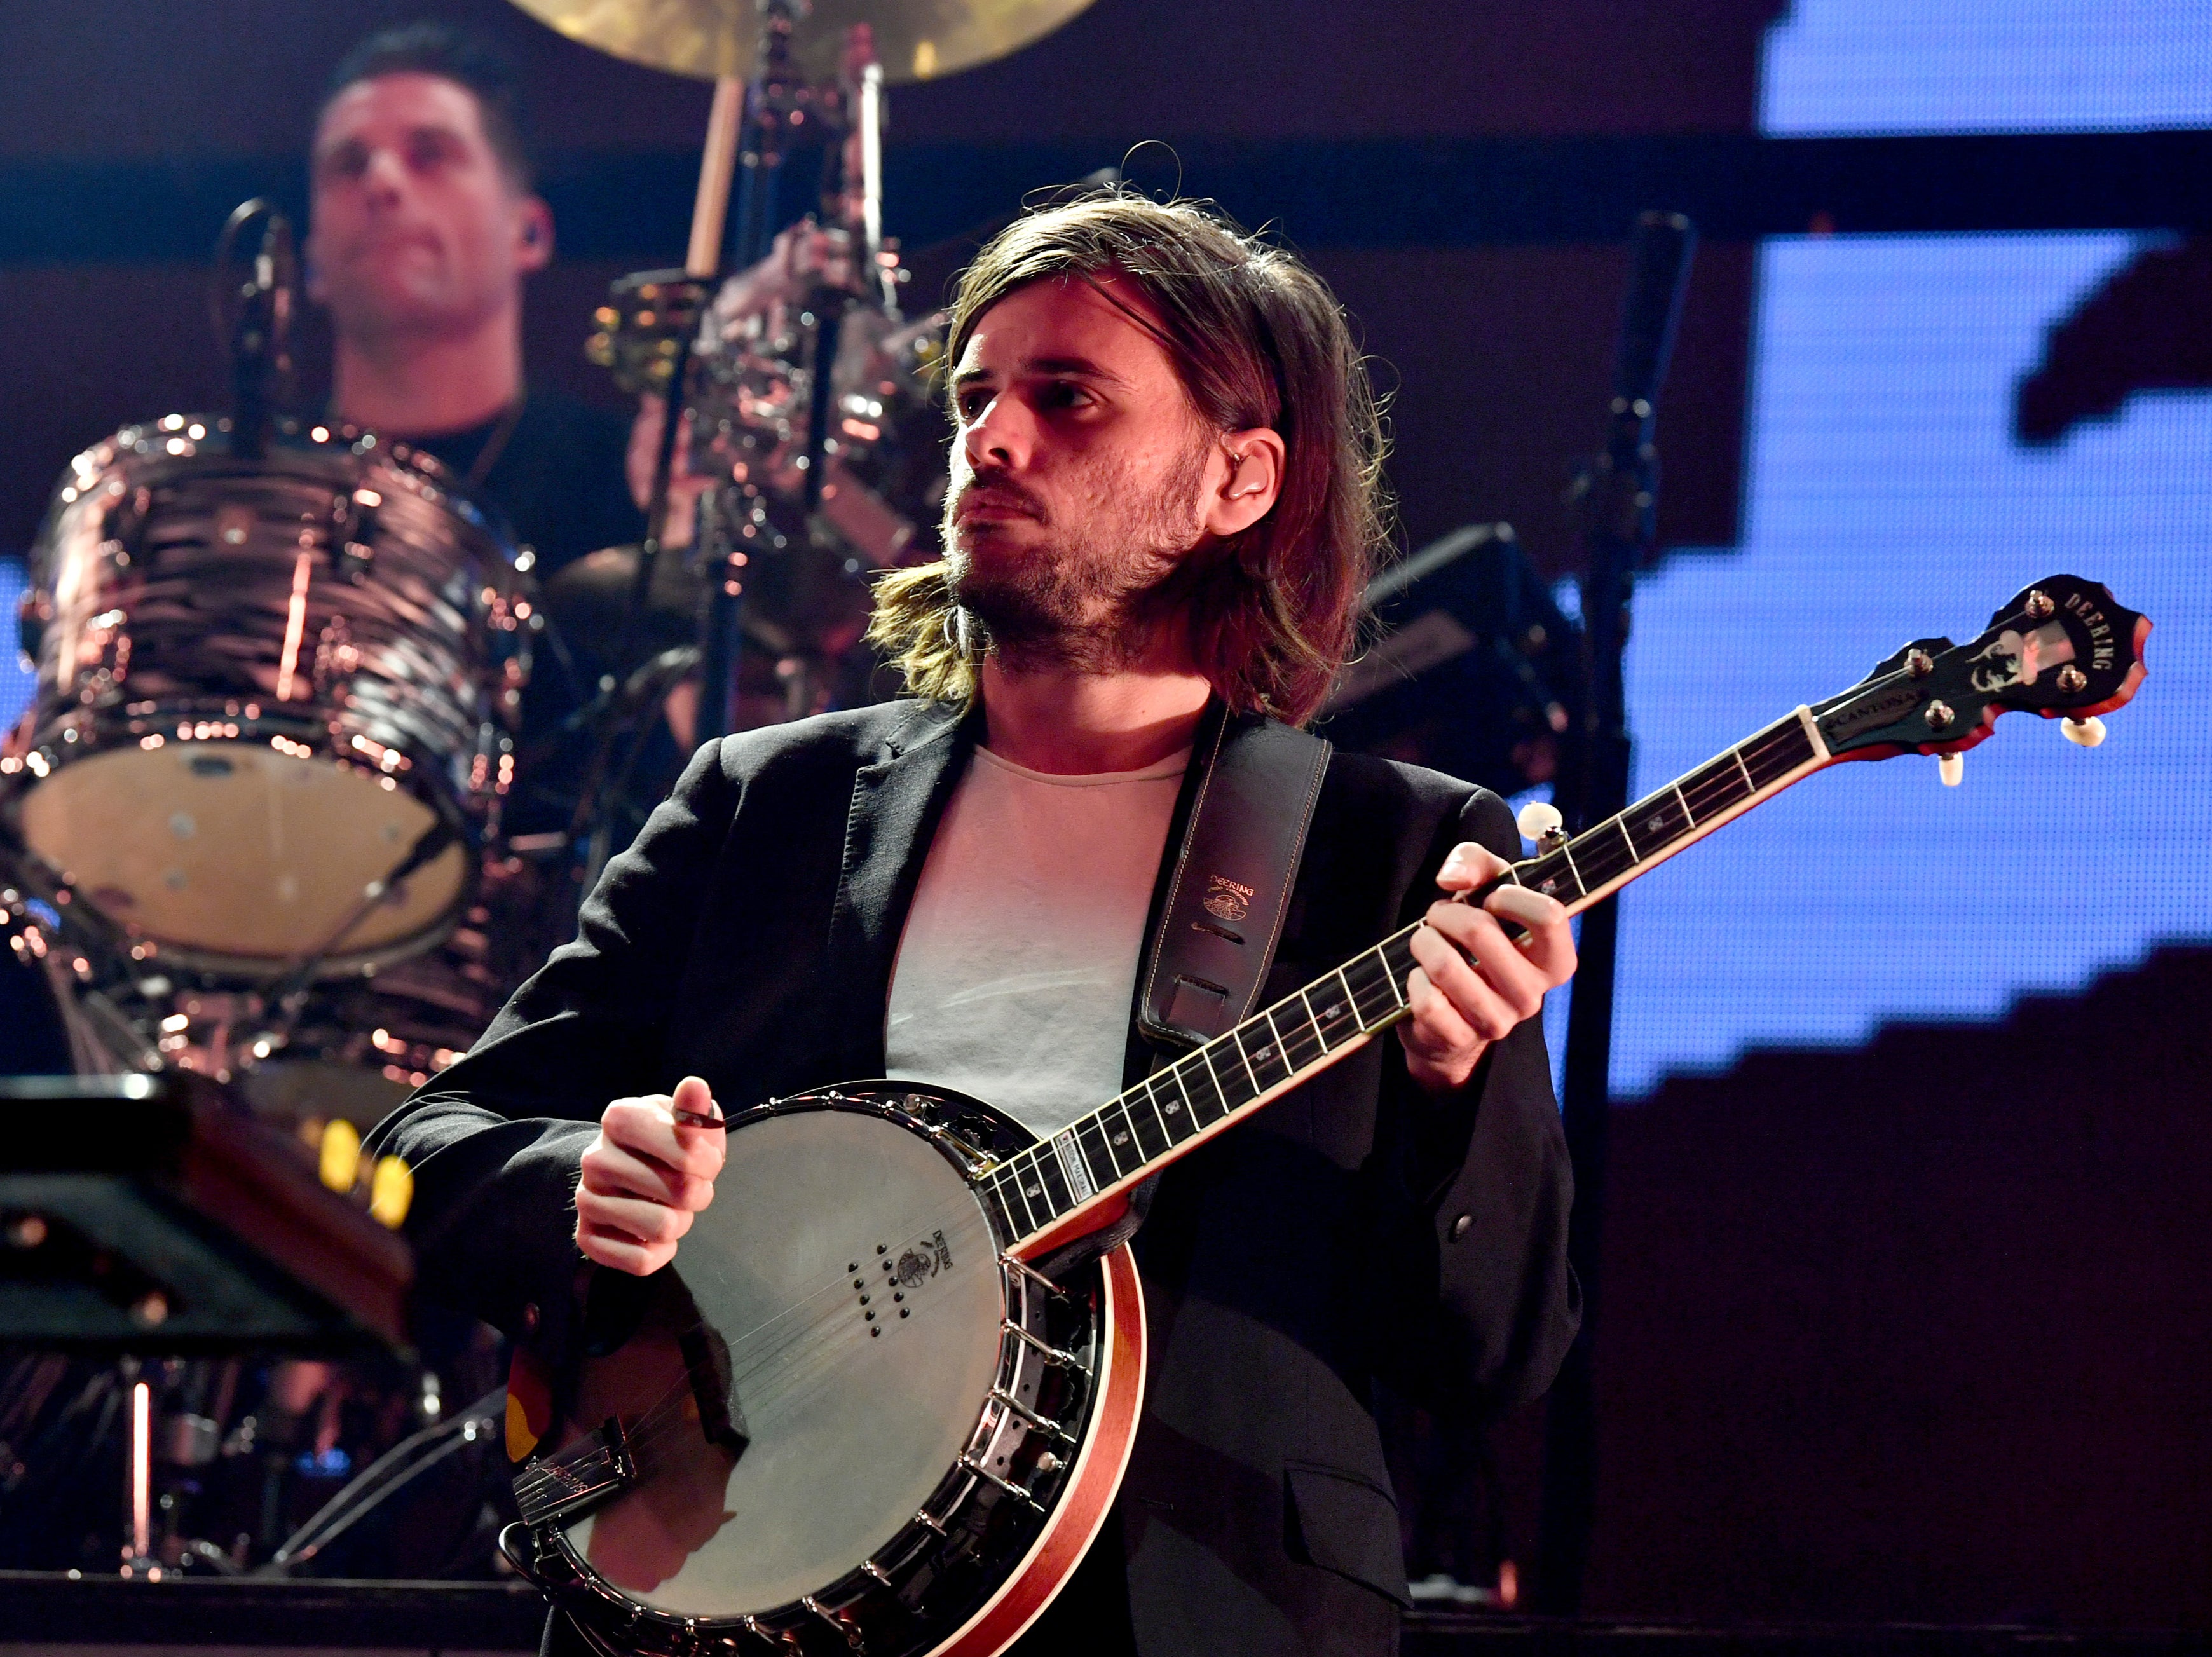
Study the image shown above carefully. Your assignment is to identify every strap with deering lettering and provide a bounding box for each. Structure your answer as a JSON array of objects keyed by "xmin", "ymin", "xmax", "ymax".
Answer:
[{"xmin": 1138, "ymin": 711, "xmax": 1331, "ymax": 1051}]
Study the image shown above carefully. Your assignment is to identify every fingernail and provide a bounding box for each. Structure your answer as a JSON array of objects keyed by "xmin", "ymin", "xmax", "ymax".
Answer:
[{"xmin": 1486, "ymin": 885, "xmax": 1561, "ymax": 925}]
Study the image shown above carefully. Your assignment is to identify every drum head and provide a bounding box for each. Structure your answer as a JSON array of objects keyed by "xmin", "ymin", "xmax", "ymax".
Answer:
[{"xmin": 17, "ymin": 741, "xmax": 467, "ymax": 962}]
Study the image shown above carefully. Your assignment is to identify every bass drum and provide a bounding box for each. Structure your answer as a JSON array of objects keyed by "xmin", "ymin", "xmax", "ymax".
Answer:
[{"xmin": 1, "ymin": 414, "xmax": 529, "ymax": 979}]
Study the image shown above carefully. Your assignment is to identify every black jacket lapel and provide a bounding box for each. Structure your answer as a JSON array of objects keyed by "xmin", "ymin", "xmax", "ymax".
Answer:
[{"xmin": 826, "ymin": 698, "xmax": 975, "ymax": 1079}]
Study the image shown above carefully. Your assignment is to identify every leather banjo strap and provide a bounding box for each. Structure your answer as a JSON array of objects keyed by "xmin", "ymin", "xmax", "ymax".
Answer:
[
  {"xmin": 1034, "ymin": 709, "xmax": 1331, "ymax": 1283},
  {"xmin": 1138, "ymin": 709, "xmax": 1332, "ymax": 1051},
  {"xmin": 558, "ymin": 719, "xmax": 1337, "ymax": 1402}
]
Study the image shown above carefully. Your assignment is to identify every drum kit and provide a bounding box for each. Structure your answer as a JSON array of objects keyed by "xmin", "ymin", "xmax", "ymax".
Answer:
[{"xmin": 0, "ymin": 0, "xmax": 1096, "ymax": 1579}]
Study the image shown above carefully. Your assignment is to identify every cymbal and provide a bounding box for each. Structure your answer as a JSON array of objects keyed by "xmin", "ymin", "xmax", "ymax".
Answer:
[
  {"xmin": 541, "ymin": 543, "xmax": 804, "ymax": 658},
  {"xmin": 511, "ymin": 0, "xmax": 1096, "ymax": 85},
  {"xmin": 542, "ymin": 543, "xmax": 707, "ymax": 643}
]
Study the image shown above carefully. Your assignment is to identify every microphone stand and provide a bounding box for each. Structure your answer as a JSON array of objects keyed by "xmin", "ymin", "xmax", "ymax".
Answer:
[
  {"xmin": 1534, "ymin": 210, "xmax": 1697, "ymax": 1614},
  {"xmin": 213, "ymin": 199, "xmax": 295, "ymax": 462}
]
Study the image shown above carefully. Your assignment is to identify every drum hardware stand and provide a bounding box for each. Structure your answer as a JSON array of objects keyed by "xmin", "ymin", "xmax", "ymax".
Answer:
[
  {"xmin": 1534, "ymin": 210, "xmax": 1697, "ymax": 1615},
  {"xmin": 573, "ymin": 645, "xmax": 703, "ymax": 890},
  {"xmin": 259, "ymin": 1384, "xmax": 505, "ymax": 1575},
  {"xmin": 563, "ymin": 329, "xmax": 707, "ymax": 888},
  {"xmin": 703, "ymin": 20, "xmax": 889, "ymax": 739},
  {"xmin": 773, "ymin": 29, "xmax": 889, "ymax": 734},
  {"xmin": 557, "ymin": 264, "xmax": 711, "ymax": 885},
  {"xmin": 695, "ymin": 0, "xmax": 814, "ymax": 747},
  {"xmin": 563, "ymin": 50, "xmax": 754, "ymax": 861},
  {"xmin": 799, "ymin": 27, "xmax": 889, "ymax": 521},
  {"xmin": 61, "ymin": 982, "xmax": 161, "ymax": 1075}
]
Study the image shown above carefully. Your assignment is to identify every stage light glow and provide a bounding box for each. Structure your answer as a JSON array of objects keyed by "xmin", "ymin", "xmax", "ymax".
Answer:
[
  {"xmin": 1761, "ymin": 0, "xmax": 2212, "ymax": 134},
  {"xmin": 0, "ymin": 561, "xmax": 29, "ymax": 730}
]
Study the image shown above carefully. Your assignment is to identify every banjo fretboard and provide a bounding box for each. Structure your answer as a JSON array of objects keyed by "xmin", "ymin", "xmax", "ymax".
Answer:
[{"xmin": 980, "ymin": 707, "xmax": 1829, "ymax": 1253}]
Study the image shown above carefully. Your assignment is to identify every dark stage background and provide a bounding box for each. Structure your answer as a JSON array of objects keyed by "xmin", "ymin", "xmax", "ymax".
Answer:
[{"xmin": 2, "ymin": 0, "xmax": 2209, "ymax": 1633}]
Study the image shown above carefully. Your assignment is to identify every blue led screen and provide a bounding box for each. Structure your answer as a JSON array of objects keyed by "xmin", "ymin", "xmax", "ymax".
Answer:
[
  {"xmin": 1760, "ymin": 0, "xmax": 2212, "ymax": 135},
  {"xmin": 1607, "ymin": 233, "xmax": 2211, "ymax": 1096},
  {"xmin": 1582, "ymin": 1, "xmax": 2212, "ymax": 1097},
  {"xmin": 0, "ymin": 561, "xmax": 29, "ymax": 732}
]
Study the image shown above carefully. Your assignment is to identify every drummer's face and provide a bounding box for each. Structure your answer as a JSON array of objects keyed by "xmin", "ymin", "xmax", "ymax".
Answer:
[{"xmin": 308, "ymin": 72, "xmax": 550, "ymax": 339}]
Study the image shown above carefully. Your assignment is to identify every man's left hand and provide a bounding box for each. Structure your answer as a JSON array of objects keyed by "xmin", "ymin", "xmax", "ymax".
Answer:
[{"xmin": 1400, "ymin": 842, "xmax": 1577, "ymax": 1093}]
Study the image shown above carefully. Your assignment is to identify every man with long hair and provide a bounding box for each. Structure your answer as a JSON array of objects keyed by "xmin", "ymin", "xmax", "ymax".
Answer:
[{"xmin": 371, "ymin": 191, "xmax": 1579, "ymax": 1656}]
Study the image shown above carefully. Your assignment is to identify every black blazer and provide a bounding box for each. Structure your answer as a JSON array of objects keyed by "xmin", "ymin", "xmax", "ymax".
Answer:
[{"xmin": 367, "ymin": 698, "xmax": 1578, "ymax": 1657}]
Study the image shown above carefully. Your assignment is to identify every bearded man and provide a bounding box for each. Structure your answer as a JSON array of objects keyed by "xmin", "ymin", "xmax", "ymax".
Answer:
[{"xmin": 368, "ymin": 193, "xmax": 1580, "ymax": 1657}]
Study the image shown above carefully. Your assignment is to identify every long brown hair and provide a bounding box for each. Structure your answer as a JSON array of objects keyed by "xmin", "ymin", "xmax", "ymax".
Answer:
[{"xmin": 868, "ymin": 191, "xmax": 1390, "ymax": 725}]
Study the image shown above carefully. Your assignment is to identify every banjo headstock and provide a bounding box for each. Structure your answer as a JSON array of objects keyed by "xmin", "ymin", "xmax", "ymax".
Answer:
[{"xmin": 1812, "ymin": 575, "xmax": 2149, "ymax": 763}]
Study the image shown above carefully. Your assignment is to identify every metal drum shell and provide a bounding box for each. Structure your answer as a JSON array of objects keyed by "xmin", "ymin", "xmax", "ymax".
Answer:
[{"xmin": 1, "ymin": 416, "xmax": 530, "ymax": 980}]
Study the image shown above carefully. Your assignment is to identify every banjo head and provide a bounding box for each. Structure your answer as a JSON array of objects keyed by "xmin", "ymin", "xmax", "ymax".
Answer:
[{"xmin": 561, "ymin": 1098, "xmax": 1007, "ymax": 1618}]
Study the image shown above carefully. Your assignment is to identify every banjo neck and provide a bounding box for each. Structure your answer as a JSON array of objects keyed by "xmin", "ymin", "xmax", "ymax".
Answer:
[
  {"xmin": 989, "ymin": 705, "xmax": 1836, "ymax": 1262},
  {"xmin": 997, "ymin": 567, "xmax": 2155, "ymax": 1263}
]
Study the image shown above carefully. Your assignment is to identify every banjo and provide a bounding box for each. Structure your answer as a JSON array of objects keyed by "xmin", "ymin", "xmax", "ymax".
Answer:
[{"xmin": 498, "ymin": 576, "xmax": 2147, "ymax": 1656}]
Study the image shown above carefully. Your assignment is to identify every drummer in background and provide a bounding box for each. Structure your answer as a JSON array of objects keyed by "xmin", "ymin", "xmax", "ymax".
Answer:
[
  {"xmin": 310, "ymin": 21, "xmax": 697, "ymax": 846},
  {"xmin": 3, "ymin": 26, "xmax": 636, "ymax": 1075},
  {"xmin": 308, "ymin": 24, "xmax": 873, "ymax": 774},
  {"xmin": 308, "ymin": 22, "xmax": 645, "ymax": 576}
]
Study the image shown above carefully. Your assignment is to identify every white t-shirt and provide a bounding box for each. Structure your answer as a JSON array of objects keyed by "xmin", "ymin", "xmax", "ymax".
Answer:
[{"xmin": 884, "ymin": 744, "xmax": 1189, "ymax": 1140}]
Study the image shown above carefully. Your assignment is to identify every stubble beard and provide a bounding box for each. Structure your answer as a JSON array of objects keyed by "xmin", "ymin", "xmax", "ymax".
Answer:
[
  {"xmin": 943, "ymin": 438, "xmax": 1211, "ymax": 675},
  {"xmin": 317, "ymin": 224, "xmax": 511, "ymax": 350}
]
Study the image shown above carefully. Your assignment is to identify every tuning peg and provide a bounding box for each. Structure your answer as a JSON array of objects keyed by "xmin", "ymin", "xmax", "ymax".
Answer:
[
  {"xmin": 1938, "ymin": 753, "xmax": 1965, "ymax": 787},
  {"xmin": 2062, "ymin": 716, "xmax": 2106, "ymax": 747},
  {"xmin": 1517, "ymin": 800, "xmax": 1566, "ymax": 848}
]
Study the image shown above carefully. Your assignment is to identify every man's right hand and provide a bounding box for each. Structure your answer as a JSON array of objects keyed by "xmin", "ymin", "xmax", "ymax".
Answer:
[{"xmin": 575, "ymin": 1076, "xmax": 727, "ymax": 1276}]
